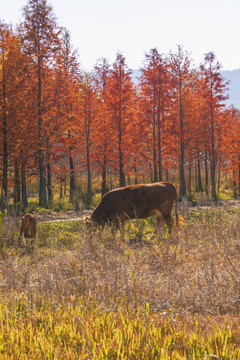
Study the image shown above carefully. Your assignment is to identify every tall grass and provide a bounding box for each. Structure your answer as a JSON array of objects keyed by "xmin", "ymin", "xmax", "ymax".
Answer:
[
  {"xmin": 0, "ymin": 298, "xmax": 240, "ymax": 359},
  {"xmin": 0, "ymin": 203, "xmax": 239, "ymax": 358}
]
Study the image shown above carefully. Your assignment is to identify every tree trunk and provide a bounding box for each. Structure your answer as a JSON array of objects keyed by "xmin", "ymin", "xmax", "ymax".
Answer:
[
  {"xmin": 179, "ymin": 151, "xmax": 187, "ymax": 198},
  {"xmin": 101, "ymin": 149, "xmax": 107, "ymax": 197},
  {"xmin": 64, "ymin": 175, "xmax": 67, "ymax": 196},
  {"xmin": 46, "ymin": 138, "xmax": 52, "ymax": 204},
  {"xmin": 152, "ymin": 134, "xmax": 158, "ymax": 182},
  {"xmin": 86, "ymin": 137, "xmax": 92, "ymax": 204},
  {"xmin": 233, "ymin": 171, "xmax": 237, "ymax": 199},
  {"xmin": 47, "ymin": 162, "xmax": 53, "ymax": 204},
  {"xmin": 14, "ymin": 161, "xmax": 21, "ymax": 204},
  {"xmin": 153, "ymin": 91, "xmax": 158, "ymax": 183},
  {"xmin": 60, "ymin": 180, "xmax": 63, "ymax": 198},
  {"xmin": 2, "ymin": 56, "xmax": 8, "ymax": 210},
  {"xmin": 204, "ymin": 150, "xmax": 209, "ymax": 196},
  {"xmin": 149, "ymin": 163, "xmax": 153, "ymax": 183},
  {"xmin": 21, "ymin": 156, "xmax": 28, "ymax": 208},
  {"xmin": 197, "ymin": 155, "xmax": 203, "ymax": 192},
  {"xmin": 218, "ymin": 169, "xmax": 221, "ymax": 193},
  {"xmin": 210, "ymin": 94, "xmax": 217, "ymax": 200},
  {"xmin": 157, "ymin": 121, "xmax": 163, "ymax": 181},
  {"xmin": 195, "ymin": 160, "xmax": 198, "ymax": 192},
  {"xmin": 119, "ymin": 156, "xmax": 125, "ymax": 186},
  {"xmin": 69, "ymin": 155, "xmax": 75, "ymax": 203},
  {"xmin": 157, "ymin": 84, "xmax": 163, "ymax": 182},
  {"xmin": 134, "ymin": 165, "xmax": 138, "ymax": 185},
  {"xmin": 119, "ymin": 150, "xmax": 125, "ymax": 187},
  {"xmin": 39, "ymin": 151, "xmax": 47, "ymax": 207},
  {"xmin": 210, "ymin": 154, "xmax": 217, "ymax": 200},
  {"xmin": 179, "ymin": 86, "xmax": 187, "ymax": 199},
  {"xmin": 188, "ymin": 159, "xmax": 192, "ymax": 196}
]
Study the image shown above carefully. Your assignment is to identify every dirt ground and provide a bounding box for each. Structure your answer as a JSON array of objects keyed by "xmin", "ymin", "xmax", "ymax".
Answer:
[
  {"xmin": 37, "ymin": 209, "xmax": 91, "ymax": 223},
  {"xmin": 36, "ymin": 199, "xmax": 240, "ymax": 223}
]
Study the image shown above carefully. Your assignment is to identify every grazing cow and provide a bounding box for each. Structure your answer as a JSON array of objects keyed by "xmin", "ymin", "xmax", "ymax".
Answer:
[
  {"xmin": 86, "ymin": 182, "xmax": 179, "ymax": 235},
  {"xmin": 18, "ymin": 213, "xmax": 37, "ymax": 248}
]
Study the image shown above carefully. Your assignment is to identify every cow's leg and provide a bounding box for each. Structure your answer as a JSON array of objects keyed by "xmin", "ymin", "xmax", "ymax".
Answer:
[
  {"xmin": 115, "ymin": 217, "xmax": 125, "ymax": 242},
  {"xmin": 25, "ymin": 237, "xmax": 29, "ymax": 249},
  {"xmin": 30, "ymin": 236, "xmax": 36, "ymax": 251},
  {"xmin": 18, "ymin": 233, "xmax": 23, "ymax": 247},
  {"xmin": 25, "ymin": 237, "xmax": 34, "ymax": 252},
  {"xmin": 120, "ymin": 221, "xmax": 125, "ymax": 242},
  {"xmin": 29, "ymin": 228, "xmax": 37, "ymax": 251},
  {"xmin": 156, "ymin": 213, "xmax": 165, "ymax": 230},
  {"xmin": 156, "ymin": 211, "xmax": 165, "ymax": 231},
  {"xmin": 110, "ymin": 225, "xmax": 117, "ymax": 242},
  {"xmin": 164, "ymin": 214, "xmax": 174, "ymax": 236}
]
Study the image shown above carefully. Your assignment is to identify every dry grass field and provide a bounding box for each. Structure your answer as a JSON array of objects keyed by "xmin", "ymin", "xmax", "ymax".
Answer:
[{"xmin": 0, "ymin": 201, "xmax": 239, "ymax": 358}]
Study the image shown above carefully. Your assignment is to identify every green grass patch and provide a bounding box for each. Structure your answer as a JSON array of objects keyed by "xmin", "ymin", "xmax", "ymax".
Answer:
[{"xmin": 37, "ymin": 220, "xmax": 81, "ymax": 249}]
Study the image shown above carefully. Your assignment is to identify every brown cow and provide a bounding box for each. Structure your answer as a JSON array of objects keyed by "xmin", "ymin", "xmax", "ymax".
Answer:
[
  {"xmin": 86, "ymin": 182, "xmax": 179, "ymax": 235},
  {"xmin": 18, "ymin": 213, "xmax": 37, "ymax": 248}
]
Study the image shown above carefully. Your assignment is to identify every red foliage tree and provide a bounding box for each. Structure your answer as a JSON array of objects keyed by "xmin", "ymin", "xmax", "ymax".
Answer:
[
  {"xmin": 139, "ymin": 48, "xmax": 171, "ymax": 183},
  {"xmin": 105, "ymin": 52, "xmax": 137, "ymax": 188},
  {"xmin": 169, "ymin": 45, "xmax": 195, "ymax": 199},
  {"xmin": 200, "ymin": 52, "xmax": 228, "ymax": 199}
]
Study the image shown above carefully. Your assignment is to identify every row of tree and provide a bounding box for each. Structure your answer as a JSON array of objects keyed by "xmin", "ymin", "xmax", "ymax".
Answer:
[{"xmin": 0, "ymin": 0, "xmax": 239, "ymax": 210}]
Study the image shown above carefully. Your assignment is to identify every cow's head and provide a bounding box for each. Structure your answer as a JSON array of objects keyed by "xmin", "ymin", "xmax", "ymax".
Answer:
[{"xmin": 85, "ymin": 216, "xmax": 93, "ymax": 228}]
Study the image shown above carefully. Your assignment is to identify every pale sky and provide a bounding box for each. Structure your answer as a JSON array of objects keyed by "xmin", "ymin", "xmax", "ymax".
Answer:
[{"xmin": 1, "ymin": 0, "xmax": 240, "ymax": 71}]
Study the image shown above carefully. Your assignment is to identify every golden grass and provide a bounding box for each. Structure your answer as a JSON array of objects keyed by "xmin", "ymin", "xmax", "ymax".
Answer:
[
  {"xmin": 0, "ymin": 204, "xmax": 239, "ymax": 358},
  {"xmin": 0, "ymin": 298, "xmax": 240, "ymax": 359}
]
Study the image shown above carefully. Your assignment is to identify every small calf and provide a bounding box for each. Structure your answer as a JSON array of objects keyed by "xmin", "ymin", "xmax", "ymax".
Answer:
[{"xmin": 18, "ymin": 213, "xmax": 37, "ymax": 248}]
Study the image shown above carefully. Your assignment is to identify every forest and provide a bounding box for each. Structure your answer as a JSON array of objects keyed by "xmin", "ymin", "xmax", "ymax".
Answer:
[{"xmin": 0, "ymin": 0, "xmax": 240, "ymax": 211}]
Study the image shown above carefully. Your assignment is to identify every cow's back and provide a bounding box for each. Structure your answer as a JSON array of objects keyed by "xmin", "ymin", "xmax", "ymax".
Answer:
[{"xmin": 118, "ymin": 182, "xmax": 177, "ymax": 219}]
